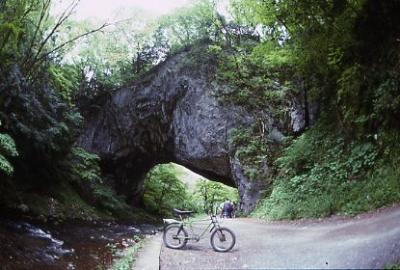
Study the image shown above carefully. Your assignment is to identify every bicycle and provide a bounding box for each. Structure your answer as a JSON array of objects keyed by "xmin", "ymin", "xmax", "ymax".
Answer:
[{"xmin": 163, "ymin": 208, "xmax": 236, "ymax": 252}]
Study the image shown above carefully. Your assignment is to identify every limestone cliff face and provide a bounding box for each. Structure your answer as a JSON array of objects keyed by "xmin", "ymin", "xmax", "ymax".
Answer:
[{"xmin": 78, "ymin": 46, "xmax": 311, "ymax": 213}]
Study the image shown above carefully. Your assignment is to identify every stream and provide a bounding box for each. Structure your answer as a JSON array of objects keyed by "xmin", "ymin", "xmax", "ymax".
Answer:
[{"xmin": 0, "ymin": 217, "xmax": 157, "ymax": 269}]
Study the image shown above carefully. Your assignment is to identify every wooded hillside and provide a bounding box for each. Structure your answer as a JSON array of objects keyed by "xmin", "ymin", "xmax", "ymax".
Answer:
[{"xmin": 1, "ymin": 0, "xmax": 400, "ymax": 221}]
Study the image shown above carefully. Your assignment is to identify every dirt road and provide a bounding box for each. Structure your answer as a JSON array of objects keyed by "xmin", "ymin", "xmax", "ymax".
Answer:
[{"xmin": 159, "ymin": 205, "xmax": 400, "ymax": 269}]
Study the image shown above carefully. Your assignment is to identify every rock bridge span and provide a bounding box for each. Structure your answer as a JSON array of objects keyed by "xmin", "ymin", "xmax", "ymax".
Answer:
[{"xmin": 78, "ymin": 47, "xmax": 305, "ymax": 212}]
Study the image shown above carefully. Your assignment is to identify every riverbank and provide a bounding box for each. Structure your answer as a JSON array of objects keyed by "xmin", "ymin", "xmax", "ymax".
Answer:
[{"xmin": 0, "ymin": 215, "xmax": 159, "ymax": 270}]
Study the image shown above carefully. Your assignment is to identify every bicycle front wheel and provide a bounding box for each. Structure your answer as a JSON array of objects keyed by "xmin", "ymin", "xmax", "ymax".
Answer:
[
  {"xmin": 210, "ymin": 227, "xmax": 236, "ymax": 252},
  {"xmin": 163, "ymin": 224, "xmax": 188, "ymax": 249}
]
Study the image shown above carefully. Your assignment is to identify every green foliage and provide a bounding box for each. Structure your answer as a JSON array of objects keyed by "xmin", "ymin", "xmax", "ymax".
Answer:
[
  {"xmin": 385, "ymin": 262, "xmax": 400, "ymax": 270},
  {"xmin": 372, "ymin": 71, "xmax": 400, "ymax": 127},
  {"xmin": 159, "ymin": 0, "xmax": 217, "ymax": 49},
  {"xmin": 0, "ymin": 0, "xmax": 81, "ymax": 80},
  {"xmin": 253, "ymin": 124, "xmax": 400, "ymax": 220},
  {"xmin": 0, "ymin": 154, "xmax": 14, "ymax": 176},
  {"xmin": 143, "ymin": 164, "xmax": 191, "ymax": 215},
  {"xmin": 0, "ymin": 80, "xmax": 82, "ymax": 183},
  {"xmin": 143, "ymin": 163, "xmax": 238, "ymax": 216},
  {"xmin": 48, "ymin": 64, "xmax": 80, "ymax": 103},
  {"xmin": 70, "ymin": 147, "xmax": 101, "ymax": 183},
  {"xmin": 91, "ymin": 183, "xmax": 134, "ymax": 218},
  {"xmin": 222, "ymin": 0, "xmax": 400, "ymax": 220},
  {"xmin": 65, "ymin": 17, "xmax": 149, "ymax": 87},
  {"xmin": 214, "ymin": 40, "xmax": 295, "ymax": 117},
  {"xmin": 250, "ymin": 42, "xmax": 294, "ymax": 69},
  {"xmin": 0, "ymin": 0, "xmax": 32, "ymax": 67},
  {"xmin": 0, "ymin": 133, "xmax": 18, "ymax": 176},
  {"xmin": 0, "ymin": 133, "xmax": 19, "ymax": 158},
  {"xmin": 64, "ymin": 0, "xmax": 224, "ymax": 92},
  {"xmin": 235, "ymin": 0, "xmax": 400, "ymax": 133},
  {"xmin": 228, "ymin": 125, "xmax": 275, "ymax": 181},
  {"xmin": 69, "ymin": 147, "xmax": 135, "ymax": 218},
  {"xmin": 111, "ymin": 237, "xmax": 143, "ymax": 270},
  {"xmin": 207, "ymin": 44, "xmax": 223, "ymax": 55},
  {"xmin": 336, "ymin": 64, "xmax": 363, "ymax": 123},
  {"xmin": 1, "ymin": 0, "xmax": 400, "ymax": 223},
  {"xmin": 0, "ymin": 0, "xmax": 85, "ymax": 185},
  {"xmin": 0, "ymin": 1, "xmax": 157, "ymax": 220},
  {"xmin": 194, "ymin": 179, "xmax": 239, "ymax": 214}
]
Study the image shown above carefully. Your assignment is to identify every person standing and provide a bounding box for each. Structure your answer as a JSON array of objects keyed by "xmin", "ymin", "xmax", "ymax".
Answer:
[
  {"xmin": 231, "ymin": 201, "xmax": 237, "ymax": 218},
  {"xmin": 223, "ymin": 199, "xmax": 233, "ymax": 218}
]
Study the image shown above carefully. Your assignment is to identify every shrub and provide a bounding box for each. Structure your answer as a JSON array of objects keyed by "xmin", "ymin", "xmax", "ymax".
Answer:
[
  {"xmin": 253, "ymin": 123, "xmax": 400, "ymax": 220},
  {"xmin": 0, "ymin": 132, "xmax": 18, "ymax": 176}
]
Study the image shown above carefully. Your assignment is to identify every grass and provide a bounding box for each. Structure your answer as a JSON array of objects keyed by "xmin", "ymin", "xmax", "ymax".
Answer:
[
  {"xmin": 111, "ymin": 236, "xmax": 143, "ymax": 270},
  {"xmin": 384, "ymin": 262, "xmax": 400, "ymax": 269}
]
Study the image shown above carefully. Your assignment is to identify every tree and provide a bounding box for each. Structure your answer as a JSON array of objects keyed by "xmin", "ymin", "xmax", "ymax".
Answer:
[
  {"xmin": 143, "ymin": 164, "xmax": 189, "ymax": 215},
  {"xmin": 158, "ymin": 0, "xmax": 219, "ymax": 49},
  {"xmin": 195, "ymin": 180, "xmax": 238, "ymax": 214}
]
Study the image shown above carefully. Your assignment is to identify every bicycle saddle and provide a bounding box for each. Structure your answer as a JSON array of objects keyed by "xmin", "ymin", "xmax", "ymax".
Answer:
[{"xmin": 173, "ymin": 208, "xmax": 194, "ymax": 215}]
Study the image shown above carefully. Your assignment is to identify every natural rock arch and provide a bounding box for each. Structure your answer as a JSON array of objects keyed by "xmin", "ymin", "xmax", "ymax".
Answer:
[{"xmin": 78, "ymin": 45, "xmax": 308, "ymax": 212}]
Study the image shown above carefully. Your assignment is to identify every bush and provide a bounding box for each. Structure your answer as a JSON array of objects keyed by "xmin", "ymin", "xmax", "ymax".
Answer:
[
  {"xmin": 253, "ymin": 123, "xmax": 400, "ymax": 220},
  {"xmin": 0, "ymin": 132, "xmax": 18, "ymax": 176},
  {"xmin": 194, "ymin": 179, "xmax": 239, "ymax": 214},
  {"xmin": 69, "ymin": 147, "xmax": 135, "ymax": 218},
  {"xmin": 228, "ymin": 125, "xmax": 272, "ymax": 181}
]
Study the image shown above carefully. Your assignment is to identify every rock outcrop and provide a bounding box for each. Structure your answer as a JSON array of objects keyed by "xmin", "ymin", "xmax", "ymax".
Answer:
[{"xmin": 78, "ymin": 45, "xmax": 310, "ymax": 212}]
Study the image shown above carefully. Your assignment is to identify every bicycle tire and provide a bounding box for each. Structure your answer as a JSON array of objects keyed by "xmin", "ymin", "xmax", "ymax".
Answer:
[
  {"xmin": 210, "ymin": 227, "xmax": 236, "ymax": 252},
  {"xmin": 163, "ymin": 224, "xmax": 188, "ymax": 249}
]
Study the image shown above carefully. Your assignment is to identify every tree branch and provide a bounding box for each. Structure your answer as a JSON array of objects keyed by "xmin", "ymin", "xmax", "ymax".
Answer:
[
  {"xmin": 24, "ymin": 0, "xmax": 51, "ymax": 66},
  {"xmin": 45, "ymin": 22, "xmax": 109, "ymax": 60},
  {"xmin": 28, "ymin": 23, "xmax": 110, "ymax": 80},
  {"xmin": 30, "ymin": 0, "xmax": 80, "ymax": 66}
]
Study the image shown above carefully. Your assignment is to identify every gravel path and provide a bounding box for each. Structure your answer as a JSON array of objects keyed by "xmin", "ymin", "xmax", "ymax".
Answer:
[{"xmin": 159, "ymin": 205, "xmax": 400, "ymax": 269}]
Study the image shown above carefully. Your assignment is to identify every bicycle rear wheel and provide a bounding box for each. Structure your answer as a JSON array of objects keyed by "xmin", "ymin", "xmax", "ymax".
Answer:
[
  {"xmin": 163, "ymin": 224, "xmax": 188, "ymax": 249},
  {"xmin": 210, "ymin": 227, "xmax": 236, "ymax": 252}
]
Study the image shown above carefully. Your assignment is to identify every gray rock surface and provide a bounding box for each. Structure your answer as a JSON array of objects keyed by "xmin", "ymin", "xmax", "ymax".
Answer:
[{"xmin": 78, "ymin": 46, "xmax": 307, "ymax": 212}]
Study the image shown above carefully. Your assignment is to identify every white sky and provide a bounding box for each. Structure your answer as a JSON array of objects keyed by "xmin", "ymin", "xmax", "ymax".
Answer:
[{"xmin": 52, "ymin": 0, "xmax": 193, "ymax": 21}]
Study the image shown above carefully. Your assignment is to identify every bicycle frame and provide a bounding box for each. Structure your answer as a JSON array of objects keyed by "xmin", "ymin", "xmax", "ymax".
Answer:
[
  {"xmin": 163, "ymin": 212, "xmax": 236, "ymax": 252},
  {"xmin": 186, "ymin": 215, "xmax": 221, "ymax": 241},
  {"xmin": 166, "ymin": 214, "xmax": 221, "ymax": 242}
]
